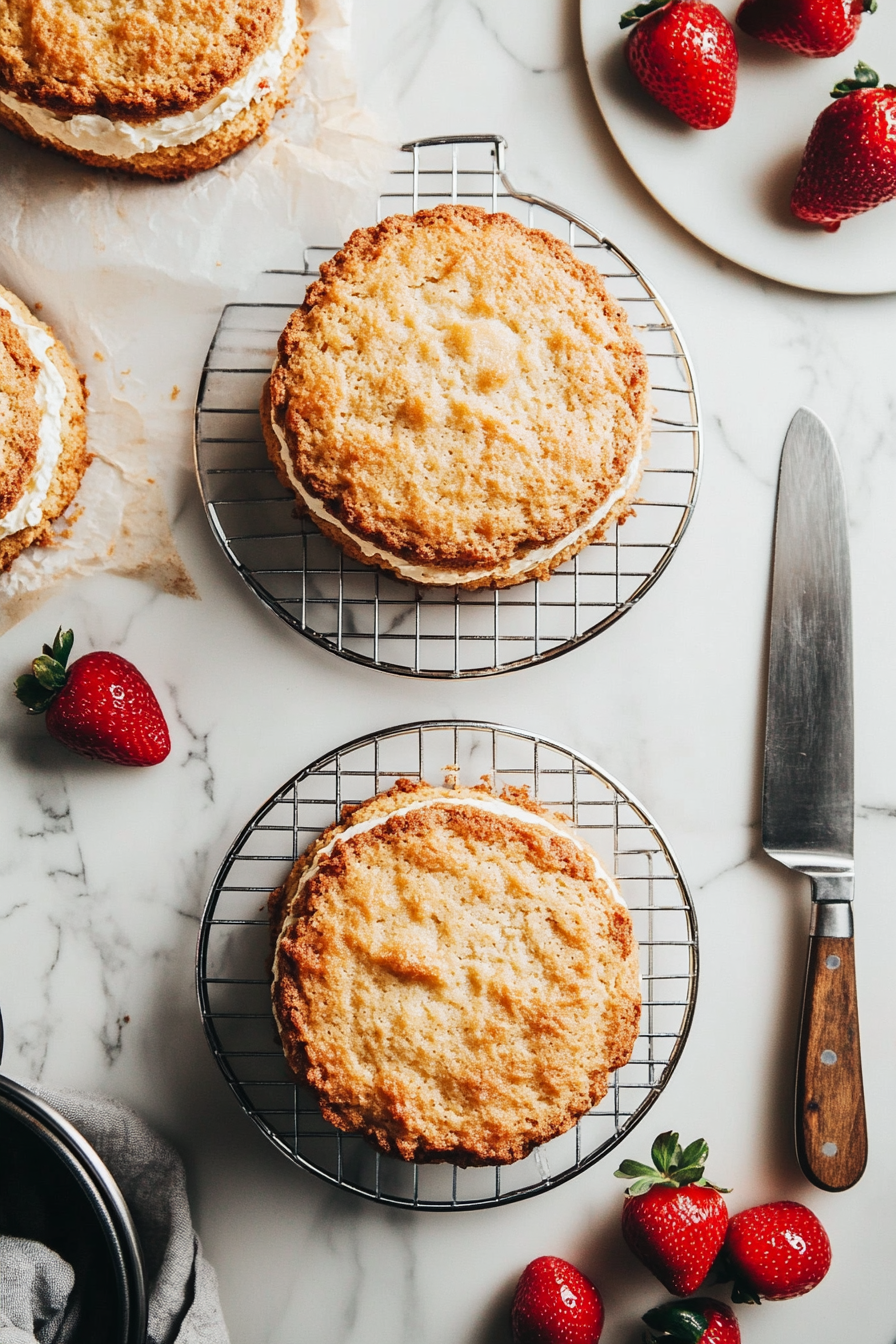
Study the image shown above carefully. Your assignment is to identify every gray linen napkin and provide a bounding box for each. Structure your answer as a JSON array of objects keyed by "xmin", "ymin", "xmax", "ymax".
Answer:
[
  {"xmin": 0, "ymin": 1238, "xmax": 78, "ymax": 1344},
  {"xmin": 1, "ymin": 1087, "xmax": 229, "ymax": 1344}
]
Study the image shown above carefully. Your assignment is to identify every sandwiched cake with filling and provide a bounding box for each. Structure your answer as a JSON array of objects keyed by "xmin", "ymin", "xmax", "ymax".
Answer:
[
  {"xmin": 270, "ymin": 778, "xmax": 641, "ymax": 1166},
  {"xmin": 0, "ymin": 284, "xmax": 89, "ymax": 574},
  {"xmin": 0, "ymin": 0, "xmax": 307, "ymax": 179},
  {"xmin": 263, "ymin": 204, "xmax": 650, "ymax": 589}
]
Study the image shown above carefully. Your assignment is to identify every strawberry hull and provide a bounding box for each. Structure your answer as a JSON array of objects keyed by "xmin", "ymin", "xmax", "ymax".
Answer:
[
  {"xmin": 791, "ymin": 86, "xmax": 896, "ymax": 229},
  {"xmin": 15, "ymin": 630, "xmax": 172, "ymax": 767},
  {"xmin": 623, "ymin": 1, "xmax": 738, "ymax": 130},
  {"xmin": 723, "ymin": 1201, "xmax": 831, "ymax": 1301},
  {"xmin": 511, "ymin": 1257, "xmax": 604, "ymax": 1344},
  {"xmin": 621, "ymin": 1184, "xmax": 729, "ymax": 1295},
  {"xmin": 643, "ymin": 1297, "xmax": 741, "ymax": 1343},
  {"xmin": 45, "ymin": 653, "xmax": 171, "ymax": 767},
  {"xmin": 736, "ymin": 0, "xmax": 871, "ymax": 58}
]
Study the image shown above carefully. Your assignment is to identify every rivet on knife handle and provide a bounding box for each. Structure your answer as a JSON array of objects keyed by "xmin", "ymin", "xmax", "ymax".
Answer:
[{"xmin": 796, "ymin": 901, "xmax": 867, "ymax": 1192}]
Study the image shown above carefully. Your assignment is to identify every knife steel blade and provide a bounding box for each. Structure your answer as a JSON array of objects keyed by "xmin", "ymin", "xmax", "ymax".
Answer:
[{"xmin": 762, "ymin": 407, "xmax": 866, "ymax": 1191}]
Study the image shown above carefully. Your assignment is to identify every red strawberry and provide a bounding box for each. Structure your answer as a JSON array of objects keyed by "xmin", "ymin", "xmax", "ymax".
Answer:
[
  {"xmin": 790, "ymin": 62, "xmax": 896, "ymax": 230},
  {"xmin": 511, "ymin": 1257, "xmax": 604, "ymax": 1344},
  {"xmin": 615, "ymin": 1131, "xmax": 730, "ymax": 1295},
  {"xmin": 736, "ymin": 0, "xmax": 876, "ymax": 58},
  {"xmin": 15, "ymin": 627, "xmax": 170, "ymax": 766},
  {"xmin": 620, "ymin": 0, "xmax": 738, "ymax": 130},
  {"xmin": 722, "ymin": 1200, "xmax": 831, "ymax": 1302},
  {"xmin": 643, "ymin": 1298, "xmax": 741, "ymax": 1343}
]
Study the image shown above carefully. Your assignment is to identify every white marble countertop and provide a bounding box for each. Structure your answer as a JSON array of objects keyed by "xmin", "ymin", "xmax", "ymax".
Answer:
[{"xmin": 2, "ymin": 2, "xmax": 896, "ymax": 1341}]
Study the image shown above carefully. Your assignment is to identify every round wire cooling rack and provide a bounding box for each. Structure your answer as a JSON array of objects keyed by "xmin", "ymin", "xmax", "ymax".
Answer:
[
  {"xmin": 194, "ymin": 134, "xmax": 702, "ymax": 679},
  {"xmin": 196, "ymin": 720, "xmax": 698, "ymax": 1211}
]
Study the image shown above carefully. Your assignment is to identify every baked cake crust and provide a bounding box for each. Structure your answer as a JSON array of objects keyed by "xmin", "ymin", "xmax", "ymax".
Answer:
[
  {"xmin": 0, "ymin": 307, "xmax": 41, "ymax": 518},
  {"xmin": 270, "ymin": 778, "xmax": 641, "ymax": 1166},
  {"xmin": 261, "ymin": 383, "xmax": 639, "ymax": 590},
  {"xmin": 264, "ymin": 204, "xmax": 650, "ymax": 589},
  {"xmin": 0, "ymin": 16, "xmax": 306, "ymax": 182},
  {"xmin": 0, "ymin": 284, "xmax": 89, "ymax": 574},
  {"xmin": 0, "ymin": 0, "xmax": 281, "ymax": 120}
]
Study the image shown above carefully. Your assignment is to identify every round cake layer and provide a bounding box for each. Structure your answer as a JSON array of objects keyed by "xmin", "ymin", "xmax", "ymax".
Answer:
[
  {"xmin": 263, "ymin": 381, "xmax": 643, "ymax": 588},
  {"xmin": 265, "ymin": 205, "xmax": 650, "ymax": 588},
  {"xmin": 0, "ymin": 307, "xmax": 41, "ymax": 519},
  {"xmin": 0, "ymin": 284, "xmax": 89, "ymax": 574},
  {"xmin": 270, "ymin": 780, "xmax": 641, "ymax": 1166},
  {"xmin": 0, "ymin": 0, "xmax": 305, "ymax": 180},
  {"xmin": 0, "ymin": 0, "xmax": 282, "ymax": 120}
]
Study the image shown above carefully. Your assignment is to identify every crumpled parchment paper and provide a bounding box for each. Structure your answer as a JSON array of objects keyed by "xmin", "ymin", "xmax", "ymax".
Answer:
[{"xmin": 0, "ymin": 0, "xmax": 389, "ymax": 636}]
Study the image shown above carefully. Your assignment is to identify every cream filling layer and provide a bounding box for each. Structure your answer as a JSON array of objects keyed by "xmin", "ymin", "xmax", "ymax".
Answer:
[
  {"xmin": 0, "ymin": 0, "xmax": 297, "ymax": 159},
  {"xmin": 273, "ymin": 793, "xmax": 624, "ymax": 984},
  {"xmin": 270, "ymin": 395, "xmax": 643, "ymax": 585},
  {"xmin": 0, "ymin": 300, "xmax": 67, "ymax": 540}
]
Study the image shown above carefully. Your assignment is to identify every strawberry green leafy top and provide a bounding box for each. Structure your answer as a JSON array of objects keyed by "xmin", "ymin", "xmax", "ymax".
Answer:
[
  {"xmin": 14, "ymin": 627, "xmax": 74, "ymax": 713},
  {"xmin": 615, "ymin": 1130, "xmax": 731, "ymax": 1195}
]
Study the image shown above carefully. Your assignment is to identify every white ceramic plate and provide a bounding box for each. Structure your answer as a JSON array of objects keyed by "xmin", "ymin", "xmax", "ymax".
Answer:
[{"xmin": 581, "ymin": 0, "xmax": 896, "ymax": 293}]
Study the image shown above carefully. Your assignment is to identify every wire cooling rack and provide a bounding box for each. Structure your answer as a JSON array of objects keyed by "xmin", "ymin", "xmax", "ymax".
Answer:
[
  {"xmin": 194, "ymin": 135, "xmax": 701, "ymax": 679},
  {"xmin": 196, "ymin": 721, "xmax": 698, "ymax": 1210}
]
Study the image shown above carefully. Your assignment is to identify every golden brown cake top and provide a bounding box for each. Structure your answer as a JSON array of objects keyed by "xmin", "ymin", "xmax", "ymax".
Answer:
[
  {"xmin": 271, "ymin": 779, "xmax": 641, "ymax": 1166},
  {"xmin": 270, "ymin": 205, "xmax": 650, "ymax": 574},
  {"xmin": 0, "ymin": 303, "xmax": 41, "ymax": 518},
  {"xmin": 0, "ymin": 0, "xmax": 283, "ymax": 121}
]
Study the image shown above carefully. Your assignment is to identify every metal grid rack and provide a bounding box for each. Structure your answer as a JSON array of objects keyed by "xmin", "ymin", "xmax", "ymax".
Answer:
[
  {"xmin": 194, "ymin": 135, "xmax": 702, "ymax": 679},
  {"xmin": 196, "ymin": 721, "xmax": 698, "ymax": 1210}
]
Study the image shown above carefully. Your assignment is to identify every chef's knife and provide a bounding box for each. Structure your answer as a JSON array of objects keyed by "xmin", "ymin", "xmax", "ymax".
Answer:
[{"xmin": 762, "ymin": 407, "xmax": 867, "ymax": 1192}]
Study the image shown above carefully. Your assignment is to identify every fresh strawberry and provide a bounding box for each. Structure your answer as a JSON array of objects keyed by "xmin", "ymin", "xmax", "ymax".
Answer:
[
  {"xmin": 643, "ymin": 1298, "xmax": 740, "ymax": 1343},
  {"xmin": 511, "ymin": 1257, "xmax": 604, "ymax": 1344},
  {"xmin": 615, "ymin": 1131, "xmax": 730, "ymax": 1295},
  {"xmin": 737, "ymin": 0, "xmax": 876, "ymax": 58},
  {"xmin": 15, "ymin": 627, "xmax": 170, "ymax": 767},
  {"xmin": 790, "ymin": 62, "xmax": 896, "ymax": 230},
  {"xmin": 722, "ymin": 1200, "xmax": 831, "ymax": 1302},
  {"xmin": 620, "ymin": 1, "xmax": 738, "ymax": 130}
]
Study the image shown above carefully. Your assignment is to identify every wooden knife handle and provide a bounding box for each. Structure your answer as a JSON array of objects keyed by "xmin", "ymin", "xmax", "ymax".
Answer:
[{"xmin": 795, "ymin": 933, "xmax": 867, "ymax": 1191}]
